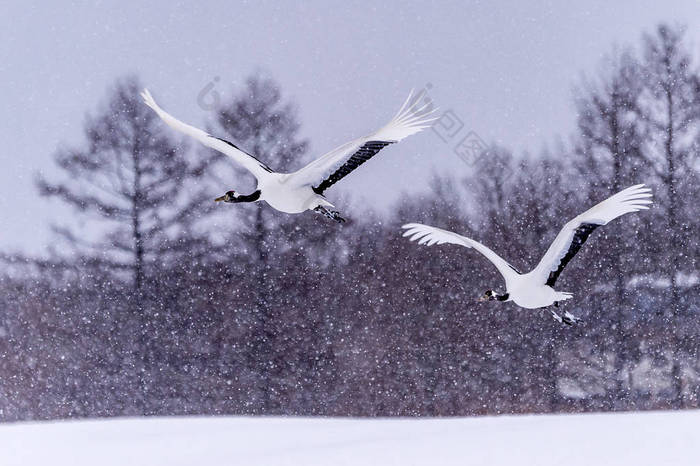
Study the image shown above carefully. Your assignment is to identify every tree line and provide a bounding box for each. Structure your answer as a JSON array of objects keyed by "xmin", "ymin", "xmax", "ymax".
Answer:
[{"xmin": 0, "ymin": 23, "xmax": 698, "ymax": 421}]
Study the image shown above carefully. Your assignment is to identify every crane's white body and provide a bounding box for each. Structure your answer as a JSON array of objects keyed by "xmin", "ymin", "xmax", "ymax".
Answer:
[
  {"xmin": 256, "ymin": 174, "xmax": 333, "ymax": 213},
  {"xmin": 141, "ymin": 89, "xmax": 434, "ymax": 215},
  {"xmin": 505, "ymin": 274, "xmax": 572, "ymax": 309},
  {"xmin": 402, "ymin": 184, "xmax": 653, "ymax": 312}
]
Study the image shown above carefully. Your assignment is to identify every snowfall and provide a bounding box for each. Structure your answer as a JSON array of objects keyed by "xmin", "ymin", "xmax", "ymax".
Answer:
[{"xmin": 2, "ymin": 410, "xmax": 698, "ymax": 465}]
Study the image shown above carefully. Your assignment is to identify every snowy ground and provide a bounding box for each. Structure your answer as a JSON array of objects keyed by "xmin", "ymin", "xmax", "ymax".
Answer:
[{"xmin": 2, "ymin": 410, "xmax": 698, "ymax": 466}]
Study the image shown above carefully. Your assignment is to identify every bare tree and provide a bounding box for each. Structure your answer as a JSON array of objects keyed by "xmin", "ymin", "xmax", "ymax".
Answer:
[
  {"xmin": 635, "ymin": 24, "xmax": 699, "ymax": 408},
  {"xmin": 206, "ymin": 74, "xmax": 309, "ymax": 413},
  {"xmin": 572, "ymin": 49, "xmax": 645, "ymax": 406},
  {"xmin": 36, "ymin": 75, "xmax": 213, "ymax": 412}
]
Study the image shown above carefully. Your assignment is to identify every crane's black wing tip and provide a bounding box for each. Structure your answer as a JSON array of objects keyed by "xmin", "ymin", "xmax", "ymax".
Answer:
[
  {"xmin": 546, "ymin": 223, "xmax": 600, "ymax": 287},
  {"xmin": 312, "ymin": 140, "xmax": 394, "ymax": 194}
]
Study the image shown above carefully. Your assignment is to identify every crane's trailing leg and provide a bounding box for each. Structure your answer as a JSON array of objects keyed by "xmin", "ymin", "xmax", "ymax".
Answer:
[
  {"xmin": 561, "ymin": 311, "xmax": 582, "ymax": 325},
  {"xmin": 314, "ymin": 206, "xmax": 346, "ymax": 223},
  {"xmin": 549, "ymin": 308, "xmax": 564, "ymax": 324},
  {"xmin": 549, "ymin": 302, "xmax": 582, "ymax": 326}
]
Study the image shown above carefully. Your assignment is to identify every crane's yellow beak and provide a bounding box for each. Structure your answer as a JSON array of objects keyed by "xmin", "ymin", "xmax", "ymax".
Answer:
[{"xmin": 214, "ymin": 195, "xmax": 226, "ymax": 202}]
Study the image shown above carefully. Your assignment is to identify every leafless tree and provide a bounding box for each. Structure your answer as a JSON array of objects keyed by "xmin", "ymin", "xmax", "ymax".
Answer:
[
  {"xmin": 635, "ymin": 24, "xmax": 699, "ymax": 408},
  {"xmin": 205, "ymin": 75, "xmax": 309, "ymax": 412},
  {"xmin": 572, "ymin": 48, "xmax": 645, "ymax": 406},
  {"xmin": 35, "ymin": 75, "xmax": 213, "ymax": 411}
]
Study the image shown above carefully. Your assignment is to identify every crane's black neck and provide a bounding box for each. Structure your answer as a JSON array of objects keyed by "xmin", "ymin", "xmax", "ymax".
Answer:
[
  {"xmin": 238, "ymin": 190, "xmax": 262, "ymax": 203},
  {"xmin": 496, "ymin": 292, "xmax": 509, "ymax": 301}
]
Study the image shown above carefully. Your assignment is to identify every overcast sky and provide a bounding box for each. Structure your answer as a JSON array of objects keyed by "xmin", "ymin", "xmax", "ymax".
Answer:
[{"xmin": 2, "ymin": 0, "xmax": 699, "ymax": 254}]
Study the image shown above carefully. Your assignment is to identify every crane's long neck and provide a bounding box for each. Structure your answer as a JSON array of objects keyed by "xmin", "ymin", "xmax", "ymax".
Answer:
[
  {"xmin": 238, "ymin": 190, "xmax": 262, "ymax": 203},
  {"xmin": 496, "ymin": 292, "xmax": 509, "ymax": 301}
]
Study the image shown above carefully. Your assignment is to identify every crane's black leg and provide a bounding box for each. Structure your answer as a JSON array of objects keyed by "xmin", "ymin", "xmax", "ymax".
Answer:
[
  {"xmin": 314, "ymin": 206, "xmax": 346, "ymax": 223},
  {"xmin": 561, "ymin": 311, "xmax": 583, "ymax": 325},
  {"xmin": 549, "ymin": 302, "xmax": 582, "ymax": 326},
  {"xmin": 548, "ymin": 307, "xmax": 564, "ymax": 324}
]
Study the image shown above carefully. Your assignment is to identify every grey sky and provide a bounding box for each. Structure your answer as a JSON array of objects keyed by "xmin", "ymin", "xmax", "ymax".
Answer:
[{"xmin": 2, "ymin": 0, "xmax": 699, "ymax": 254}]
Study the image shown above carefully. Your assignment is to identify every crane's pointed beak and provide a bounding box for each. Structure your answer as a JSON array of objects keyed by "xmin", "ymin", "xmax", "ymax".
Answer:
[{"xmin": 214, "ymin": 195, "xmax": 226, "ymax": 202}]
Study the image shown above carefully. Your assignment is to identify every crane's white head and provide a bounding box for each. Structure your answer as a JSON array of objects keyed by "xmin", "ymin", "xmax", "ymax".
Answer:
[{"xmin": 214, "ymin": 190, "xmax": 240, "ymax": 203}]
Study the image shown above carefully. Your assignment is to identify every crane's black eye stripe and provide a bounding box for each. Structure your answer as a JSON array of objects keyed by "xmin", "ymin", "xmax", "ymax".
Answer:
[{"xmin": 313, "ymin": 140, "xmax": 393, "ymax": 195}]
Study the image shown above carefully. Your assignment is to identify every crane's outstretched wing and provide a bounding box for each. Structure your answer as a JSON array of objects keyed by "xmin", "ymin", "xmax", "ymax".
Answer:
[
  {"xmin": 532, "ymin": 184, "xmax": 653, "ymax": 287},
  {"xmin": 401, "ymin": 223, "xmax": 521, "ymax": 288},
  {"xmin": 141, "ymin": 89, "xmax": 273, "ymax": 181},
  {"xmin": 289, "ymin": 91, "xmax": 436, "ymax": 194}
]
